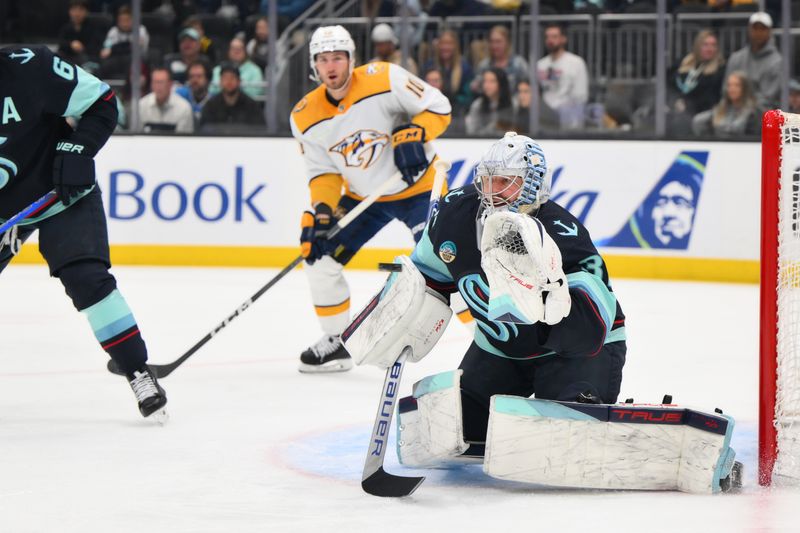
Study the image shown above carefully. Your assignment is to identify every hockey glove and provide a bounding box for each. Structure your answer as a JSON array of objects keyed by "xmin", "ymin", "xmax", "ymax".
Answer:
[
  {"xmin": 392, "ymin": 124, "xmax": 428, "ymax": 187},
  {"xmin": 53, "ymin": 142, "xmax": 96, "ymax": 206},
  {"xmin": 300, "ymin": 203, "xmax": 334, "ymax": 264}
]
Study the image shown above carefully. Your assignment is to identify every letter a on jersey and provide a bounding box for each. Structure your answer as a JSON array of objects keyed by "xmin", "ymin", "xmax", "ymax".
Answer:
[{"xmin": 2, "ymin": 97, "xmax": 21, "ymax": 124}]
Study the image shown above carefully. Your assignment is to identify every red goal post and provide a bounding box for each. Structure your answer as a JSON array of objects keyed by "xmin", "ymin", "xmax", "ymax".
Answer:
[{"xmin": 760, "ymin": 109, "xmax": 800, "ymax": 486}]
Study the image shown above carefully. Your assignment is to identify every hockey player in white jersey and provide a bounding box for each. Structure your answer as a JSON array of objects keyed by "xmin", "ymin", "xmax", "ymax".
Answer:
[{"xmin": 290, "ymin": 25, "xmax": 453, "ymax": 373}]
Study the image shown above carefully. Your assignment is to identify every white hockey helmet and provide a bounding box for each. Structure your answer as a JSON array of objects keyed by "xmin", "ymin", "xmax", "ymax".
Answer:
[
  {"xmin": 308, "ymin": 25, "xmax": 356, "ymax": 83},
  {"xmin": 474, "ymin": 132, "xmax": 550, "ymax": 213}
]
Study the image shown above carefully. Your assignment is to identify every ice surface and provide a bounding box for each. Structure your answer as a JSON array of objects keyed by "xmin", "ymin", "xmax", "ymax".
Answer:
[{"xmin": 1, "ymin": 265, "xmax": 798, "ymax": 533}]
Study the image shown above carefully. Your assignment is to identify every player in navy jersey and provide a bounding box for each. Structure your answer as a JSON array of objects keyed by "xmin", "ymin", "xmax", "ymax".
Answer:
[
  {"xmin": 406, "ymin": 132, "xmax": 627, "ymax": 444},
  {"xmin": 0, "ymin": 45, "xmax": 166, "ymax": 419}
]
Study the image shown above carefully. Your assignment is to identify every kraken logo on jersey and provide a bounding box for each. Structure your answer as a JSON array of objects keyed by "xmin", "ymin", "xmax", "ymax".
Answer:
[
  {"xmin": 0, "ymin": 138, "xmax": 18, "ymax": 190},
  {"xmin": 329, "ymin": 129, "xmax": 390, "ymax": 169}
]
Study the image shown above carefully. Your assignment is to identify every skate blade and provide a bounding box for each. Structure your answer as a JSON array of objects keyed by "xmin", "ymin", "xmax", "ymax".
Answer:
[
  {"xmin": 298, "ymin": 359, "xmax": 353, "ymax": 374},
  {"xmin": 147, "ymin": 409, "xmax": 170, "ymax": 426}
]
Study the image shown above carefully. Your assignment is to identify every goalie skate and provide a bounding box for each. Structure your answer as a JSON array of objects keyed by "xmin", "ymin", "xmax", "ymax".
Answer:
[{"xmin": 299, "ymin": 334, "xmax": 353, "ymax": 373}]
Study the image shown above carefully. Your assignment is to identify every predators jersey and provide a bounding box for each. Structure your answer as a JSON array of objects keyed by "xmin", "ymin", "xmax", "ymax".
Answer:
[{"xmin": 290, "ymin": 62, "xmax": 451, "ymax": 206}]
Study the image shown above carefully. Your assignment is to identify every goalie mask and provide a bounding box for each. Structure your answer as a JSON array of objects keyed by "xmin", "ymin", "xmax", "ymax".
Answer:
[
  {"xmin": 309, "ymin": 25, "xmax": 356, "ymax": 83},
  {"xmin": 474, "ymin": 132, "xmax": 549, "ymax": 214}
]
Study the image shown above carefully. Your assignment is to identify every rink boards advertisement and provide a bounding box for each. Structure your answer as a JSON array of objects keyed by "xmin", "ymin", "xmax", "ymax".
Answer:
[{"xmin": 16, "ymin": 136, "xmax": 760, "ymax": 282}]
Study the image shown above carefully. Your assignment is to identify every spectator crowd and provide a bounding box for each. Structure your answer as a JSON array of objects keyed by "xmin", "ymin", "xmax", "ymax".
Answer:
[{"xmin": 1, "ymin": 0, "xmax": 795, "ymax": 138}]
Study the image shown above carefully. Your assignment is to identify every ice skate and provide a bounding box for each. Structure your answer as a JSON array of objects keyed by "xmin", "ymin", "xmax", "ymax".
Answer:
[
  {"xmin": 299, "ymin": 334, "xmax": 353, "ymax": 373},
  {"xmin": 127, "ymin": 366, "xmax": 168, "ymax": 420}
]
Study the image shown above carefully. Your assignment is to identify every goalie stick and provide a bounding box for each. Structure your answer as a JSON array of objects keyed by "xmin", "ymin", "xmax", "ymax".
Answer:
[
  {"xmin": 107, "ymin": 172, "xmax": 405, "ymax": 379},
  {"xmin": 361, "ymin": 158, "xmax": 451, "ymax": 497}
]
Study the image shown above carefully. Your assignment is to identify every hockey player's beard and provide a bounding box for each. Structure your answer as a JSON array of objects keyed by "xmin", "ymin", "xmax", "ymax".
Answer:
[{"xmin": 325, "ymin": 72, "xmax": 352, "ymax": 98}]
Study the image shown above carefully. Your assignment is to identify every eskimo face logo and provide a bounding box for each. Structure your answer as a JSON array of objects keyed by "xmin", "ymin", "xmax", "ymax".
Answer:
[
  {"xmin": 651, "ymin": 180, "xmax": 696, "ymax": 246},
  {"xmin": 329, "ymin": 130, "xmax": 389, "ymax": 169}
]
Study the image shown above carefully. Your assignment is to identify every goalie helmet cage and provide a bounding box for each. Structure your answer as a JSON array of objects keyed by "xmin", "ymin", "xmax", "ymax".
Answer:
[{"xmin": 760, "ymin": 109, "xmax": 800, "ymax": 486}]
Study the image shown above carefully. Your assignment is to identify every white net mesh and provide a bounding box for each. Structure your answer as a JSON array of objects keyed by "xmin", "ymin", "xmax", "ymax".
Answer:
[{"xmin": 774, "ymin": 112, "xmax": 800, "ymax": 481}]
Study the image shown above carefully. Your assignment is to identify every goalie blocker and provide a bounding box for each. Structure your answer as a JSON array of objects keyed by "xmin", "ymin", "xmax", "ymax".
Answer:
[
  {"xmin": 397, "ymin": 370, "xmax": 741, "ymax": 494},
  {"xmin": 342, "ymin": 255, "xmax": 452, "ymax": 368}
]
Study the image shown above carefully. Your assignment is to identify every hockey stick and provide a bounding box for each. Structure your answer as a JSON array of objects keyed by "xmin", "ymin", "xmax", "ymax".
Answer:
[
  {"xmin": 107, "ymin": 172, "xmax": 405, "ymax": 378},
  {"xmin": 0, "ymin": 191, "xmax": 58, "ymax": 234},
  {"xmin": 361, "ymin": 158, "xmax": 451, "ymax": 497}
]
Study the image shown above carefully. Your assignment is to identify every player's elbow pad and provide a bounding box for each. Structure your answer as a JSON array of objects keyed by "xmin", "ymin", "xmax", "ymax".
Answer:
[{"xmin": 342, "ymin": 255, "xmax": 452, "ymax": 368}]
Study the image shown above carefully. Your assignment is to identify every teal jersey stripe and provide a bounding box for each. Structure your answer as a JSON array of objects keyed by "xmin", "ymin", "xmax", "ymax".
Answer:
[
  {"xmin": 566, "ymin": 271, "xmax": 616, "ymax": 332},
  {"xmin": 81, "ymin": 289, "xmax": 137, "ymax": 342},
  {"xmin": 410, "ymin": 225, "xmax": 453, "ymax": 283},
  {"xmin": 64, "ymin": 66, "xmax": 110, "ymax": 118},
  {"xmin": 606, "ymin": 326, "xmax": 627, "ymax": 343}
]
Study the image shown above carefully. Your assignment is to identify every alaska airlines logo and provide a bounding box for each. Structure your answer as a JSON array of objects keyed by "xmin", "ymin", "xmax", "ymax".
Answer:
[
  {"xmin": 598, "ymin": 151, "xmax": 708, "ymax": 250},
  {"xmin": 329, "ymin": 129, "xmax": 389, "ymax": 169}
]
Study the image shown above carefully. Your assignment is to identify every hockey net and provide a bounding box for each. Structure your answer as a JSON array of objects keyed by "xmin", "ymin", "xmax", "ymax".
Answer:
[{"xmin": 761, "ymin": 109, "xmax": 800, "ymax": 485}]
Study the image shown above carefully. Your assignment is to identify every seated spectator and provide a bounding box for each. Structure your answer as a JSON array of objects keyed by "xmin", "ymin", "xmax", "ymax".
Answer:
[
  {"xmin": 511, "ymin": 79, "xmax": 560, "ymax": 133},
  {"xmin": 247, "ymin": 16, "xmax": 272, "ymax": 70},
  {"xmin": 369, "ymin": 24, "xmax": 418, "ymax": 75},
  {"xmin": 211, "ymin": 37, "xmax": 265, "ymax": 99},
  {"xmin": 692, "ymin": 71, "xmax": 759, "ymax": 137},
  {"xmin": 422, "ymin": 29, "xmax": 473, "ymax": 114},
  {"xmin": 602, "ymin": 103, "xmax": 633, "ymax": 132},
  {"xmin": 789, "ymin": 79, "xmax": 800, "ymax": 114},
  {"xmin": 667, "ymin": 29, "xmax": 725, "ymax": 136},
  {"xmin": 57, "ymin": 0, "xmax": 101, "ymax": 69},
  {"xmin": 184, "ymin": 15, "xmax": 220, "ymax": 63},
  {"xmin": 725, "ymin": 12, "xmax": 781, "ymax": 113},
  {"xmin": 100, "ymin": 4, "xmax": 149, "ymax": 78},
  {"xmin": 536, "ymin": 24, "xmax": 589, "ymax": 130},
  {"xmin": 424, "ymin": 68, "xmax": 444, "ymax": 91},
  {"xmin": 465, "ymin": 67, "xmax": 513, "ymax": 136},
  {"xmin": 176, "ymin": 61, "xmax": 213, "ymax": 123},
  {"xmin": 471, "ymin": 25, "xmax": 529, "ymax": 97},
  {"xmin": 165, "ymin": 28, "xmax": 211, "ymax": 85},
  {"xmin": 139, "ymin": 67, "xmax": 194, "ymax": 133},
  {"xmin": 200, "ymin": 63, "xmax": 266, "ymax": 132}
]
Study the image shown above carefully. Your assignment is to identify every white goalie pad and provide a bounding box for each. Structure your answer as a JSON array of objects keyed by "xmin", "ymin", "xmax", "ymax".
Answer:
[
  {"xmin": 397, "ymin": 370, "xmax": 470, "ymax": 467},
  {"xmin": 480, "ymin": 211, "xmax": 571, "ymax": 325},
  {"xmin": 342, "ymin": 255, "xmax": 452, "ymax": 368},
  {"xmin": 483, "ymin": 396, "xmax": 737, "ymax": 494}
]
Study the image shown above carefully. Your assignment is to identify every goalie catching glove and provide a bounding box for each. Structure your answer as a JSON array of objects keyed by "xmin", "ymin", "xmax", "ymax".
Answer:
[
  {"xmin": 480, "ymin": 210, "xmax": 570, "ymax": 325},
  {"xmin": 342, "ymin": 255, "xmax": 452, "ymax": 368}
]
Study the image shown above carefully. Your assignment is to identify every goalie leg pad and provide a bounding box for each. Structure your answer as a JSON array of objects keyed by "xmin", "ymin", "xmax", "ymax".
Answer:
[
  {"xmin": 342, "ymin": 255, "xmax": 452, "ymax": 368},
  {"xmin": 483, "ymin": 396, "xmax": 736, "ymax": 494},
  {"xmin": 397, "ymin": 370, "xmax": 470, "ymax": 467}
]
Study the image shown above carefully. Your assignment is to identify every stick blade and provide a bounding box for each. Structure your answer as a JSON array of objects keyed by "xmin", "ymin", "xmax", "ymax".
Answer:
[{"xmin": 361, "ymin": 467, "xmax": 425, "ymax": 497}]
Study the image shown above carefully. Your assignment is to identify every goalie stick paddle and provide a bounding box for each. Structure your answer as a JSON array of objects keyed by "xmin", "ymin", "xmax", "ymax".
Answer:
[
  {"xmin": 361, "ymin": 159, "xmax": 451, "ymax": 497},
  {"xmin": 361, "ymin": 349, "xmax": 425, "ymax": 497},
  {"xmin": 107, "ymin": 172, "xmax": 405, "ymax": 379}
]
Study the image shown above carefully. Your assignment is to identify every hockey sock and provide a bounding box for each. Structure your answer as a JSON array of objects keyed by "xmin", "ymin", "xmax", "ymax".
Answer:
[{"xmin": 80, "ymin": 289, "xmax": 147, "ymax": 374}]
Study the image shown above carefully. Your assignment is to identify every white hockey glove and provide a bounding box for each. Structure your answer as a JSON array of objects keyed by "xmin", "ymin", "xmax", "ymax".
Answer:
[
  {"xmin": 342, "ymin": 255, "xmax": 452, "ymax": 368},
  {"xmin": 480, "ymin": 210, "xmax": 570, "ymax": 325}
]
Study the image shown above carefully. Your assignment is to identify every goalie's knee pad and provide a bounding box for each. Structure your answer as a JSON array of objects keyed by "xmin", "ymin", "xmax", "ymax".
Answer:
[
  {"xmin": 483, "ymin": 396, "xmax": 737, "ymax": 494},
  {"xmin": 343, "ymin": 255, "xmax": 452, "ymax": 368},
  {"xmin": 397, "ymin": 370, "xmax": 470, "ymax": 467}
]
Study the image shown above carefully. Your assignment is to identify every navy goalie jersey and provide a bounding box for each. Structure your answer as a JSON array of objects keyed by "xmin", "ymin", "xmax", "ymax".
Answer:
[
  {"xmin": 411, "ymin": 186, "xmax": 626, "ymax": 360},
  {"xmin": 0, "ymin": 45, "xmax": 111, "ymax": 219}
]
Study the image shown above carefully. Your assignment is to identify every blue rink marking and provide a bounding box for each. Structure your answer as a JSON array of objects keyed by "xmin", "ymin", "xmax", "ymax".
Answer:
[{"xmin": 282, "ymin": 420, "xmax": 760, "ymax": 490}]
